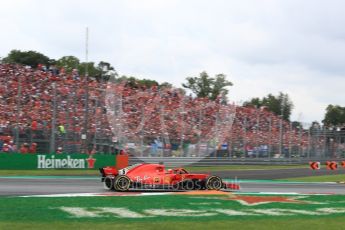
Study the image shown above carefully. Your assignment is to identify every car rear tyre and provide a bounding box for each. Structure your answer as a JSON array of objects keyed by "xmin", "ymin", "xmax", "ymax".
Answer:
[
  {"xmin": 205, "ymin": 176, "xmax": 223, "ymax": 190},
  {"xmin": 114, "ymin": 175, "xmax": 131, "ymax": 191},
  {"xmin": 104, "ymin": 176, "xmax": 114, "ymax": 190}
]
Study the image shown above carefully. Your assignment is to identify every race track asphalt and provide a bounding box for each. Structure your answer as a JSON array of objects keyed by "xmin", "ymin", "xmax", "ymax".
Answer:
[
  {"xmin": 0, "ymin": 167, "xmax": 344, "ymax": 196},
  {"xmin": 1, "ymin": 177, "xmax": 344, "ymax": 196},
  {"xmin": 208, "ymin": 167, "xmax": 345, "ymax": 180}
]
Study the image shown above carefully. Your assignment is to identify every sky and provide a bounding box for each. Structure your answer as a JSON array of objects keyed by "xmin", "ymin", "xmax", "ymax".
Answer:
[{"xmin": 1, "ymin": 0, "xmax": 345, "ymax": 123}]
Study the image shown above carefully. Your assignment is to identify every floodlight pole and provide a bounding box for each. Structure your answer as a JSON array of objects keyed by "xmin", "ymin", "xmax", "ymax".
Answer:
[{"xmin": 83, "ymin": 27, "xmax": 90, "ymax": 154}]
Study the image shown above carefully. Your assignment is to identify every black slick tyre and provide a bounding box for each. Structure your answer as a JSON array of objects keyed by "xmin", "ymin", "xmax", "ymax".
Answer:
[
  {"xmin": 114, "ymin": 175, "xmax": 131, "ymax": 191},
  {"xmin": 205, "ymin": 176, "xmax": 223, "ymax": 190}
]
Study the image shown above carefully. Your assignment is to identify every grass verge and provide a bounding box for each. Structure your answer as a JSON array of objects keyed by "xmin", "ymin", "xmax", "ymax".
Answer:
[
  {"xmin": 1, "ymin": 194, "xmax": 345, "ymax": 230},
  {"xmin": 2, "ymin": 218, "xmax": 345, "ymax": 230}
]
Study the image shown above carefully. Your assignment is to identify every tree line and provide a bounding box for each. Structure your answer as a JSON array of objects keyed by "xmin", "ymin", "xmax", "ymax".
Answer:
[
  {"xmin": 1, "ymin": 49, "xmax": 344, "ymax": 127},
  {"xmin": 1, "ymin": 49, "xmax": 116, "ymax": 81}
]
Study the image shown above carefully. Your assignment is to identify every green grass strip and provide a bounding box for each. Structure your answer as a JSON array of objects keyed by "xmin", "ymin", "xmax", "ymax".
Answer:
[
  {"xmin": 1, "ymin": 194, "xmax": 345, "ymax": 230},
  {"xmin": 282, "ymin": 174, "xmax": 345, "ymax": 182},
  {"xmin": 2, "ymin": 218, "xmax": 345, "ymax": 230}
]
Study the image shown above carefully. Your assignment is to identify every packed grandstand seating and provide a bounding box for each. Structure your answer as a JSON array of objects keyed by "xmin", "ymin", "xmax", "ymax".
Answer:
[{"xmin": 0, "ymin": 63, "xmax": 344, "ymax": 157}]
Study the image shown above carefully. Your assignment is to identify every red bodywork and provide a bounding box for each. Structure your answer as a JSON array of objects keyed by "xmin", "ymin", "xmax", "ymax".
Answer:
[{"xmin": 100, "ymin": 163, "xmax": 240, "ymax": 191}]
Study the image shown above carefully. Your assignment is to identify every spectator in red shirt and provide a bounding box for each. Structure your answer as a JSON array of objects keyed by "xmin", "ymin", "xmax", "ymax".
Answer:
[
  {"xmin": 29, "ymin": 143, "xmax": 37, "ymax": 154},
  {"xmin": 31, "ymin": 120, "xmax": 38, "ymax": 131},
  {"xmin": 20, "ymin": 143, "xmax": 29, "ymax": 154}
]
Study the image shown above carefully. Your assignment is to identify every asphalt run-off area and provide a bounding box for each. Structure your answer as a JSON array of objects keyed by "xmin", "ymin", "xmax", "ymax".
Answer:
[{"xmin": 1, "ymin": 168, "xmax": 344, "ymax": 196}]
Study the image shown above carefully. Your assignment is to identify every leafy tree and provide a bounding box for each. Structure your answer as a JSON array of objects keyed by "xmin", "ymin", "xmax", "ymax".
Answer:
[
  {"xmin": 115, "ymin": 76, "xmax": 159, "ymax": 88},
  {"xmin": 182, "ymin": 71, "xmax": 233, "ymax": 100},
  {"xmin": 56, "ymin": 58, "xmax": 116, "ymax": 80},
  {"xmin": 323, "ymin": 105, "xmax": 345, "ymax": 127},
  {"xmin": 212, "ymin": 74, "xmax": 232, "ymax": 100},
  {"xmin": 2, "ymin": 49, "xmax": 118, "ymax": 80},
  {"xmin": 310, "ymin": 121, "xmax": 322, "ymax": 131},
  {"xmin": 49, "ymin": 59, "xmax": 57, "ymax": 66},
  {"xmin": 56, "ymin": 56, "xmax": 80, "ymax": 73},
  {"xmin": 137, "ymin": 79, "xmax": 158, "ymax": 88},
  {"xmin": 243, "ymin": 92, "xmax": 294, "ymax": 121},
  {"xmin": 98, "ymin": 61, "xmax": 114, "ymax": 72},
  {"xmin": 96, "ymin": 61, "xmax": 117, "ymax": 81},
  {"xmin": 100, "ymin": 69, "xmax": 118, "ymax": 82},
  {"xmin": 78, "ymin": 62, "xmax": 101, "ymax": 78},
  {"xmin": 243, "ymin": 97, "xmax": 261, "ymax": 108},
  {"xmin": 291, "ymin": 121, "xmax": 302, "ymax": 129},
  {"xmin": 159, "ymin": 82, "xmax": 173, "ymax": 89},
  {"xmin": 3, "ymin": 49, "xmax": 51, "ymax": 67},
  {"xmin": 158, "ymin": 82, "xmax": 186, "ymax": 96}
]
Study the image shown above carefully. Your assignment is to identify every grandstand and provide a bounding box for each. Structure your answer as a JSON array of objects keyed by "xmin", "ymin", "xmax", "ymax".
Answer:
[{"xmin": 0, "ymin": 63, "xmax": 344, "ymax": 158}]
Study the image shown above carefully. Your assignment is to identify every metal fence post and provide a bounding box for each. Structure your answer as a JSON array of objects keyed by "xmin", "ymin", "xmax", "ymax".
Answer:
[
  {"xmin": 15, "ymin": 74, "xmax": 22, "ymax": 150},
  {"xmin": 268, "ymin": 116, "xmax": 272, "ymax": 160},
  {"xmin": 49, "ymin": 82, "xmax": 57, "ymax": 154},
  {"xmin": 307, "ymin": 128, "xmax": 311, "ymax": 159}
]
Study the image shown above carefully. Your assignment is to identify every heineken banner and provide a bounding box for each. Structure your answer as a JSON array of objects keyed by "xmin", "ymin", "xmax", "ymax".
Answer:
[{"xmin": 0, "ymin": 153, "xmax": 116, "ymax": 170}]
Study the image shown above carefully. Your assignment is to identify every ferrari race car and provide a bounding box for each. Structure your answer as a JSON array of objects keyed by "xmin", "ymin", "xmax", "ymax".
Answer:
[{"xmin": 99, "ymin": 163, "xmax": 240, "ymax": 191}]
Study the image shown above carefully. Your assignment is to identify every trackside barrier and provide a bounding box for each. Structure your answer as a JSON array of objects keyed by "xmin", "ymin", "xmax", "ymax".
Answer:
[
  {"xmin": 326, "ymin": 161, "xmax": 338, "ymax": 170},
  {"xmin": 0, "ymin": 153, "xmax": 116, "ymax": 170},
  {"xmin": 309, "ymin": 162, "xmax": 320, "ymax": 170}
]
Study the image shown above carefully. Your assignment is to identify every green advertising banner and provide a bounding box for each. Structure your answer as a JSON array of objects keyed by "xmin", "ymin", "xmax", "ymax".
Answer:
[{"xmin": 0, "ymin": 153, "xmax": 116, "ymax": 170}]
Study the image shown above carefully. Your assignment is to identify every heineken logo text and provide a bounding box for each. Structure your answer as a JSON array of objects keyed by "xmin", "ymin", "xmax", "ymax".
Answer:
[{"xmin": 37, "ymin": 155, "xmax": 96, "ymax": 169}]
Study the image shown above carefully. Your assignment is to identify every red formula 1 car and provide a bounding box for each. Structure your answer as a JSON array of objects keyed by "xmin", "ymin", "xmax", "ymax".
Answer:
[{"xmin": 99, "ymin": 163, "xmax": 240, "ymax": 191}]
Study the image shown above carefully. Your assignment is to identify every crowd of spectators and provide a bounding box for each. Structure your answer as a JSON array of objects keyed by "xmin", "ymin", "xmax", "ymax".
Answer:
[
  {"xmin": 0, "ymin": 63, "xmax": 343, "ymax": 157},
  {"xmin": 0, "ymin": 63, "xmax": 113, "ymax": 153}
]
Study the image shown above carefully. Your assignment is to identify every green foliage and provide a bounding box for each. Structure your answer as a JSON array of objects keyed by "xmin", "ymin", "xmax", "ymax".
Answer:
[
  {"xmin": 159, "ymin": 82, "xmax": 173, "ymax": 89},
  {"xmin": 116, "ymin": 75, "xmax": 159, "ymax": 88},
  {"xmin": 95, "ymin": 61, "xmax": 117, "ymax": 81},
  {"xmin": 55, "ymin": 57, "xmax": 116, "ymax": 80},
  {"xmin": 291, "ymin": 121, "xmax": 302, "ymax": 129},
  {"xmin": 78, "ymin": 62, "xmax": 101, "ymax": 78},
  {"xmin": 56, "ymin": 56, "xmax": 80, "ymax": 73},
  {"xmin": 98, "ymin": 61, "xmax": 114, "ymax": 72},
  {"xmin": 310, "ymin": 121, "xmax": 321, "ymax": 130},
  {"xmin": 243, "ymin": 92, "xmax": 294, "ymax": 120},
  {"xmin": 323, "ymin": 104, "xmax": 345, "ymax": 126},
  {"xmin": 182, "ymin": 71, "xmax": 233, "ymax": 101},
  {"xmin": 3, "ymin": 49, "xmax": 51, "ymax": 67},
  {"xmin": 137, "ymin": 78, "xmax": 159, "ymax": 88}
]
